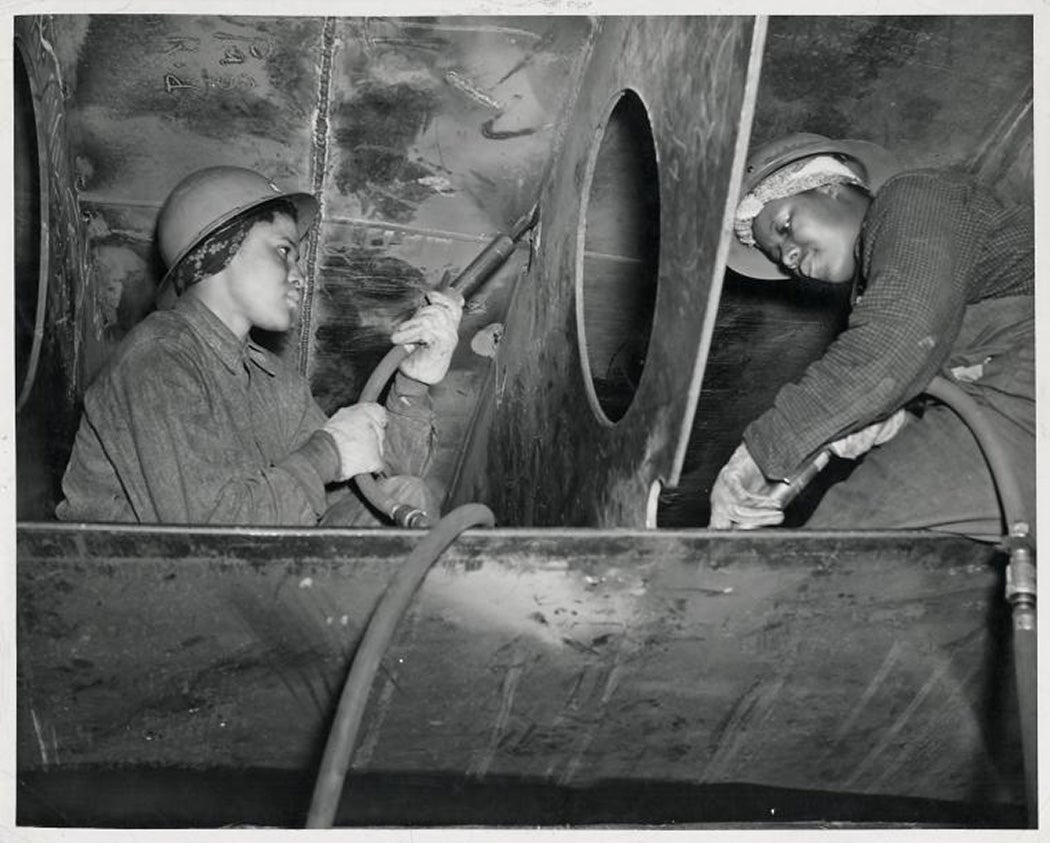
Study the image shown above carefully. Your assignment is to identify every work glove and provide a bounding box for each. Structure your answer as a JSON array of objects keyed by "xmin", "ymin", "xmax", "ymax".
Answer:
[
  {"xmin": 708, "ymin": 442, "xmax": 785, "ymax": 530},
  {"xmin": 391, "ymin": 289, "xmax": 464, "ymax": 385},
  {"xmin": 827, "ymin": 408, "xmax": 908, "ymax": 460},
  {"xmin": 323, "ymin": 403, "xmax": 387, "ymax": 481}
]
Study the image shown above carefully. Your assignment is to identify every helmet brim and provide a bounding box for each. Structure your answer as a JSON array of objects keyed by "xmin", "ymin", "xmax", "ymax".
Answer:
[
  {"xmin": 726, "ymin": 139, "xmax": 903, "ymax": 280},
  {"xmin": 155, "ymin": 190, "xmax": 319, "ymax": 310}
]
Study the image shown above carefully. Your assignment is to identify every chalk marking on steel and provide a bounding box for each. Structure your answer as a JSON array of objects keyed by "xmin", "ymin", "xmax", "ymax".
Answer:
[
  {"xmin": 541, "ymin": 667, "xmax": 590, "ymax": 780},
  {"xmin": 351, "ymin": 602, "xmax": 423, "ymax": 767},
  {"xmin": 842, "ymin": 656, "xmax": 951, "ymax": 790},
  {"xmin": 468, "ymin": 662, "xmax": 524, "ymax": 778},
  {"xmin": 863, "ymin": 660, "xmax": 990, "ymax": 794},
  {"xmin": 324, "ymin": 215, "xmax": 497, "ymax": 245},
  {"xmin": 563, "ymin": 666, "xmax": 588, "ymax": 711},
  {"xmin": 581, "ymin": 250, "xmax": 644, "ymax": 265},
  {"xmin": 822, "ymin": 640, "xmax": 904, "ymax": 759},
  {"xmin": 399, "ymin": 21, "xmax": 544, "ymax": 41},
  {"xmin": 444, "ymin": 70, "xmax": 502, "ymax": 111},
  {"xmin": 76, "ymin": 194, "xmax": 165, "ymax": 209},
  {"xmin": 700, "ymin": 673, "xmax": 786, "ymax": 784},
  {"xmin": 352, "ymin": 670, "xmax": 399, "ymax": 767},
  {"xmin": 30, "ymin": 708, "xmax": 49, "ymax": 768},
  {"xmin": 557, "ymin": 662, "xmax": 624, "ymax": 787}
]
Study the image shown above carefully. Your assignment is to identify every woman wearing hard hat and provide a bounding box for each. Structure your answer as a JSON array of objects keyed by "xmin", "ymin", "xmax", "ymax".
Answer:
[
  {"xmin": 709, "ymin": 133, "xmax": 1034, "ymax": 540},
  {"xmin": 57, "ymin": 166, "xmax": 462, "ymax": 526}
]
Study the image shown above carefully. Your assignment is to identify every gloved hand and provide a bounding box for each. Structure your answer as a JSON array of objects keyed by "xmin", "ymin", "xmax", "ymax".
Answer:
[
  {"xmin": 323, "ymin": 402, "xmax": 387, "ymax": 481},
  {"xmin": 391, "ymin": 289, "xmax": 465, "ymax": 385},
  {"xmin": 827, "ymin": 408, "xmax": 908, "ymax": 460},
  {"xmin": 708, "ymin": 442, "xmax": 785, "ymax": 530}
]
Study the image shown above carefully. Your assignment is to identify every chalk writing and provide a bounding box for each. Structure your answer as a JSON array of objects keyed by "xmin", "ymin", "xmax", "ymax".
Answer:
[
  {"xmin": 480, "ymin": 117, "xmax": 536, "ymax": 141},
  {"xmin": 219, "ymin": 46, "xmax": 246, "ymax": 66},
  {"xmin": 213, "ymin": 30, "xmax": 272, "ymax": 59},
  {"xmin": 164, "ymin": 70, "xmax": 256, "ymax": 94},
  {"xmin": 445, "ymin": 71, "xmax": 502, "ymax": 111},
  {"xmin": 164, "ymin": 36, "xmax": 201, "ymax": 55},
  {"xmin": 164, "ymin": 73, "xmax": 197, "ymax": 94}
]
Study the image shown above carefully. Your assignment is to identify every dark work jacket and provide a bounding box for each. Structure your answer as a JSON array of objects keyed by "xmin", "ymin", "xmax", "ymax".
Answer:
[
  {"xmin": 744, "ymin": 169, "xmax": 1034, "ymax": 480},
  {"xmin": 57, "ymin": 295, "xmax": 434, "ymax": 525}
]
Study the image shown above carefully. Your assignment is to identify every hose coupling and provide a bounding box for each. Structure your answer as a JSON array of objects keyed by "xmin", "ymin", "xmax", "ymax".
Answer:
[
  {"xmin": 390, "ymin": 503, "xmax": 431, "ymax": 530},
  {"xmin": 1005, "ymin": 540, "xmax": 1036, "ymax": 629}
]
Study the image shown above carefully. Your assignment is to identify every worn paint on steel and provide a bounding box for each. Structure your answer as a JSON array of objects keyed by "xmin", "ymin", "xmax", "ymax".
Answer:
[
  {"xmin": 755, "ymin": 16, "xmax": 1033, "ymax": 173},
  {"xmin": 309, "ymin": 17, "xmax": 592, "ymax": 413},
  {"xmin": 16, "ymin": 523, "xmax": 1022, "ymax": 815},
  {"xmin": 14, "ymin": 17, "xmax": 94, "ymax": 512}
]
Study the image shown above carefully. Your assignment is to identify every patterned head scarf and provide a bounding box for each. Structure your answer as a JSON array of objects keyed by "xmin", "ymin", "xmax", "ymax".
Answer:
[
  {"xmin": 733, "ymin": 155, "xmax": 868, "ymax": 247},
  {"xmin": 168, "ymin": 198, "xmax": 298, "ymax": 298}
]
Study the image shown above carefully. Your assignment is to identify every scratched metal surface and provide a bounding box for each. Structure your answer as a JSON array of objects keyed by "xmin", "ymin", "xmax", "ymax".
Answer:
[
  {"xmin": 14, "ymin": 17, "xmax": 92, "ymax": 499},
  {"xmin": 446, "ymin": 17, "xmax": 761, "ymax": 526},
  {"xmin": 16, "ymin": 523, "xmax": 1022, "ymax": 811},
  {"xmin": 36, "ymin": 14, "xmax": 589, "ymax": 387},
  {"xmin": 15, "ymin": 14, "xmax": 591, "ymax": 520},
  {"xmin": 755, "ymin": 16, "xmax": 1033, "ymax": 175},
  {"xmin": 17, "ymin": 15, "xmax": 1033, "ymax": 526},
  {"xmin": 308, "ymin": 17, "xmax": 592, "ymax": 414}
]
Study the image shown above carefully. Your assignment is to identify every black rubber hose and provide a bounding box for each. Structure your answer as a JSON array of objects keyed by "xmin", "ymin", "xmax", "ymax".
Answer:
[
  {"xmin": 922, "ymin": 375, "xmax": 1029, "ymax": 531},
  {"xmin": 352, "ymin": 346, "xmax": 429, "ymax": 528},
  {"xmin": 1010, "ymin": 580, "xmax": 1038, "ymax": 827},
  {"xmin": 306, "ymin": 502, "xmax": 496, "ymax": 828},
  {"xmin": 923, "ymin": 375, "xmax": 1037, "ymax": 828},
  {"xmin": 768, "ymin": 374, "xmax": 1036, "ymax": 823},
  {"xmin": 352, "ymin": 205, "xmax": 537, "ymax": 527}
]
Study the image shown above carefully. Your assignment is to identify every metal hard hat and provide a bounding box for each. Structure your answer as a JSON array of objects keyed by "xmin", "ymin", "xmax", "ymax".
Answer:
[
  {"xmin": 727, "ymin": 132, "xmax": 902, "ymax": 280},
  {"xmin": 155, "ymin": 166, "xmax": 319, "ymax": 307}
]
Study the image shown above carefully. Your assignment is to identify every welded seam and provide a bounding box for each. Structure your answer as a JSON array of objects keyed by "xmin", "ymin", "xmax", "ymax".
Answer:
[{"xmin": 298, "ymin": 16, "xmax": 337, "ymax": 376}]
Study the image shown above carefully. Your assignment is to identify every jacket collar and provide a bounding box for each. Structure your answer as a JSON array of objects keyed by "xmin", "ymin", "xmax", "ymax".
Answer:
[{"xmin": 172, "ymin": 295, "xmax": 276, "ymax": 377}]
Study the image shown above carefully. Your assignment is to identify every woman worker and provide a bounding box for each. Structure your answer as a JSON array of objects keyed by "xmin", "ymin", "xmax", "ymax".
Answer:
[
  {"xmin": 57, "ymin": 166, "xmax": 463, "ymax": 526},
  {"xmin": 708, "ymin": 133, "xmax": 1034, "ymax": 540}
]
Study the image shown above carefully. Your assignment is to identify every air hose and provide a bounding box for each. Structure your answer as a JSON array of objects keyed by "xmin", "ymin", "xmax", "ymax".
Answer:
[
  {"xmin": 305, "ymin": 207, "xmax": 537, "ymax": 827},
  {"xmin": 768, "ymin": 373, "xmax": 1036, "ymax": 827},
  {"xmin": 354, "ymin": 202, "xmax": 539, "ymax": 529},
  {"xmin": 921, "ymin": 375, "xmax": 1037, "ymax": 829},
  {"xmin": 305, "ymin": 502, "xmax": 494, "ymax": 828}
]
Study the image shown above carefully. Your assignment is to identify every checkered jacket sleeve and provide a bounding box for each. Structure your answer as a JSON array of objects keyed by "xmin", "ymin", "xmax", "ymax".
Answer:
[{"xmin": 744, "ymin": 170, "xmax": 1033, "ymax": 480}]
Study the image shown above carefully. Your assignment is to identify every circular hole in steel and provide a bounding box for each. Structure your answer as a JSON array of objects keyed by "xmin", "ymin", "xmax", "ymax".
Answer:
[{"xmin": 576, "ymin": 88, "xmax": 661, "ymax": 425}]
